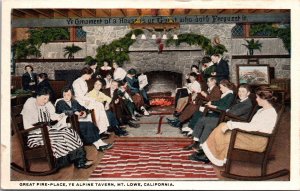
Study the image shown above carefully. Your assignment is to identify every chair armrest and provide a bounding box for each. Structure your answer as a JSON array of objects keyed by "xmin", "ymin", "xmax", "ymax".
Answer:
[
  {"xmin": 224, "ymin": 113, "xmax": 249, "ymax": 122},
  {"xmin": 232, "ymin": 128, "xmax": 272, "ymax": 138},
  {"xmin": 19, "ymin": 123, "xmax": 48, "ymax": 134}
]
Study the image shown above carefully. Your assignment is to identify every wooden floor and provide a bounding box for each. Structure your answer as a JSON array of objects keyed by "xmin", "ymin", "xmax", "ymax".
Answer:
[{"xmin": 11, "ymin": 108, "xmax": 290, "ymax": 181}]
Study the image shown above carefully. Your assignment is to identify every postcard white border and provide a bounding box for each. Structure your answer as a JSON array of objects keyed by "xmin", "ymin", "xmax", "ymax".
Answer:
[{"xmin": 1, "ymin": 0, "xmax": 300, "ymax": 190}]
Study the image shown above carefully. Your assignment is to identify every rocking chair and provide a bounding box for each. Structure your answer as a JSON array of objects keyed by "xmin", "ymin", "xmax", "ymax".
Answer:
[
  {"xmin": 221, "ymin": 105, "xmax": 290, "ymax": 180},
  {"xmin": 11, "ymin": 105, "xmax": 58, "ymax": 176}
]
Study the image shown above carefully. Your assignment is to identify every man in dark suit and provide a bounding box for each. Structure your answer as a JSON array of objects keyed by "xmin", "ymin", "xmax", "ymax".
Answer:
[
  {"xmin": 102, "ymin": 80, "xmax": 140, "ymax": 128},
  {"xmin": 22, "ymin": 65, "xmax": 38, "ymax": 91},
  {"xmin": 177, "ymin": 77, "xmax": 222, "ymax": 123},
  {"xmin": 211, "ymin": 54, "xmax": 229, "ymax": 83}
]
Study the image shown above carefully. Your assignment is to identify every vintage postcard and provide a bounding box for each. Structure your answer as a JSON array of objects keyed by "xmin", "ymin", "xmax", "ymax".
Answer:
[{"xmin": 1, "ymin": 0, "xmax": 300, "ymax": 190}]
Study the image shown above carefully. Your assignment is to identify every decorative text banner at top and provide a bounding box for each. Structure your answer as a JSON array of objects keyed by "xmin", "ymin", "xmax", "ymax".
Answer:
[{"xmin": 12, "ymin": 13, "xmax": 290, "ymax": 28}]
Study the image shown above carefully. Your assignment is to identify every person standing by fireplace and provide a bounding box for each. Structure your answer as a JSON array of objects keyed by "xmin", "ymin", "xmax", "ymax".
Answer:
[{"xmin": 210, "ymin": 54, "xmax": 229, "ymax": 83}]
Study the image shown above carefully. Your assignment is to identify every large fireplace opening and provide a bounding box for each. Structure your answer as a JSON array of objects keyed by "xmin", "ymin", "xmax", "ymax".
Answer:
[{"xmin": 144, "ymin": 71, "xmax": 182, "ymax": 94}]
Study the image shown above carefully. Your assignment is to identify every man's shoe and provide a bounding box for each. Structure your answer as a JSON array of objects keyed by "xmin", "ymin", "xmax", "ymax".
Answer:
[
  {"xmin": 183, "ymin": 142, "xmax": 197, "ymax": 150},
  {"xmin": 128, "ymin": 120, "xmax": 140, "ymax": 128},
  {"xmin": 135, "ymin": 113, "xmax": 143, "ymax": 118},
  {"xmin": 76, "ymin": 160, "xmax": 93, "ymax": 169},
  {"xmin": 188, "ymin": 153, "xmax": 210, "ymax": 163},
  {"xmin": 97, "ymin": 143, "xmax": 114, "ymax": 152},
  {"xmin": 192, "ymin": 143, "xmax": 203, "ymax": 153},
  {"xmin": 166, "ymin": 118, "xmax": 177, "ymax": 123},
  {"xmin": 100, "ymin": 133, "xmax": 110, "ymax": 140},
  {"xmin": 174, "ymin": 112, "xmax": 181, "ymax": 117}
]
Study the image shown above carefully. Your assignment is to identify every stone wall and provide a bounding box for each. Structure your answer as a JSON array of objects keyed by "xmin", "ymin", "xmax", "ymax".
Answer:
[
  {"xmin": 15, "ymin": 61, "xmax": 85, "ymax": 80},
  {"xmin": 230, "ymin": 38, "xmax": 290, "ymax": 83},
  {"xmin": 15, "ymin": 24, "xmax": 290, "ymax": 86}
]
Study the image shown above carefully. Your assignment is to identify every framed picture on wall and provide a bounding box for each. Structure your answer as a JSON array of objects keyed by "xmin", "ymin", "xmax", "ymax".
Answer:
[{"xmin": 236, "ymin": 64, "xmax": 270, "ymax": 86}]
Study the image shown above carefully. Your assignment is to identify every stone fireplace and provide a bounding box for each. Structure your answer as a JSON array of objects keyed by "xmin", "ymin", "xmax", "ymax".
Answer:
[{"xmin": 143, "ymin": 71, "xmax": 182, "ymax": 94}]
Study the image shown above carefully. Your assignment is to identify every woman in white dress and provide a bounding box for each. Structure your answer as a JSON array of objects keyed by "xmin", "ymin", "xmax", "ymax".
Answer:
[
  {"xmin": 112, "ymin": 62, "xmax": 127, "ymax": 81},
  {"xmin": 21, "ymin": 87, "xmax": 93, "ymax": 169},
  {"xmin": 72, "ymin": 67, "xmax": 110, "ymax": 134}
]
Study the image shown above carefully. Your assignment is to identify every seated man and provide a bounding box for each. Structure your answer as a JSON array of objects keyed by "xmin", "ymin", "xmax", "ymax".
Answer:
[
  {"xmin": 168, "ymin": 77, "xmax": 221, "ymax": 126},
  {"xmin": 173, "ymin": 72, "xmax": 202, "ymax": 117},
  {"xmin": 102, "ymin": 80, "xmax": 140, "ymax": 128},
  {"xmin": 183, "ymin": 84, "xmax": 253, "ymax": 155},
  {"xmin": 125, "ymin": 68, "xmax": 150, "ymax": 114},
  {"xmin": 55, "ymin": 87, "xmax": 113, "ymax": 152}
]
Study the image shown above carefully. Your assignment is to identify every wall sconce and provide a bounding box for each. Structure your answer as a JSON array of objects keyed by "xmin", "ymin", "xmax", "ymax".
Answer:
[
  {"xmin": 129, "ymin": 17, "xmax": 180, "ymax": 40},
  {"xmin": 131, "ymin": 33, "xmax": 136, "ymax": 39}
]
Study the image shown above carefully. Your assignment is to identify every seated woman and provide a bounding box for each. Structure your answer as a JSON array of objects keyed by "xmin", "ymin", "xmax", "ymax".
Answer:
[
  {"xmin": 55, "ymin": 87, "xmax": 113, "ymax": 151},
  {"xmin": 113, "ymin": 62, "xmax": 127, "ymax": 81},
  {"xmin": 173, "ymin": 72, "xmax": 202, "ymax": 117},
  {"xmin": 125, "ymin": 68, "xmax": 150, "ymax": 115},
  {"xmin": 169, "ymin": 77, "xmax": 221, "ymax": 126},
  {"xmin": 177, "ymin": 79, "xmax": 235, "ymax": 133},
  {"xmin": 104, "ymin": 72, "xmax": 113, "ymax": 89},
  {"xmin": 72, "ymin": 67, "xmax": 110, "ymax": 135},
  {"xmin": 184, "ymin": 84, "xmax": 253, "ymax": 153},
  {"xmin": 21, "ymin": 87, "xmax": 93, "ymax": 169},
  {"xmin": 87, "ymin": 79, "xmax": 128, "ymax": 136},
  {"xmin": 193, "ymin": 86, "xmax": 278, "ymax": 164},
  {"xmin": 36, "ymin": 73, "xmax": 55, "ymax": 103},
  {"xmin": 22, "ymin": 65, "xmax": 37, "ymax": 91},
  {"xmin": 99, "ymin": 61, "xmax": 113, "ymax": 79}
]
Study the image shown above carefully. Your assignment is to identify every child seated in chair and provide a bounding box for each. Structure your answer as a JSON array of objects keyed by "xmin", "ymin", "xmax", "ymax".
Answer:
[{"xmin": 55, "ymin": 87, "xmax": 113, "ymax": 152}]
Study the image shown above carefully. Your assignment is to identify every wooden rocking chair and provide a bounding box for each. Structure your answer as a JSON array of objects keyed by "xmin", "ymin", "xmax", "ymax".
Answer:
[
  {"xmin": 11, "ymin": 105, "xmax": 58, "ymax": 176},
  {"xmin": 221, "ymin": 105, "xmax": 290, "ymax": 180}
]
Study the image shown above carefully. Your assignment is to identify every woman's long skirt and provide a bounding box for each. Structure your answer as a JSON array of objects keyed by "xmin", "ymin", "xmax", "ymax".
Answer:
[
  {"xmin": 201, "ymin": 122, "xmax": 268, "ymax": 166},
  {"xmin": 27, "ymin": 127, "xmax": 83, "ymax": 159}
]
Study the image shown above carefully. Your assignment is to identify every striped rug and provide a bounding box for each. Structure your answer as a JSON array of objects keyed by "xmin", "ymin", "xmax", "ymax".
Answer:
[{"xmin": 89, "ymin": 137, "xmax": 218, "ymax": 180}]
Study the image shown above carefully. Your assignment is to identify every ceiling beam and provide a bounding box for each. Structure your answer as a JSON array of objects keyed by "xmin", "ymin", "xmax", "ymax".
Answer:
[
  {"xmin": 249, "ymin": 9, "xmax": 257, "ymax": 13},
  {"xmin": 53, "ymin": 9, "xmax": 68, "ymax": 17},
  {"xmin": 218, "ymin": 9, "xmax": 226, "ymax": 14},
  {"xmin": 234, "ymin": 9, "xmax": 242, "ymax": 14},
  {"xmin": 184, "ymin": 9, "xmax": 191, "ymax": 15},
  {"xmin": 33, "ymin": 9, "xmax": 53, "ymax": 18},
  {"xmin": 151, "ymin": 9, "xmax": 159, "ymax": 16},
  {"xmin": 264, "ymin": 9, "xmax": 272, "ymax": 13},
  {"xmin": 120, "ymin": 9, "xmax": 127, "ymax": 17},
  {"xmin": 169, "ymin": 9, "xmax": 175, "ymax": 16},
  {"xmin": 12, "ymin": 10, "xmax": 25, "ymax": 17},
  {"xmin": 136, "ymin": 9, "xmax": 142, "ymax": 16},
  {"xmin": 86, "ymin": 9, "xmax": 96, "ymax": 17},
  {"xmin": 16, "ymin": 9, "xmax": 39, "ymax": 17},
  {"xmin": 200, "ymin": 9, "xmax": 207, "ymax": 14},
  {"xmin": 68, "ymin": 9, "xmax": 82, "ymax": 17},
  {"xmin": 102, "ymin": 9, "xmax": 111, "ymax": 17}
]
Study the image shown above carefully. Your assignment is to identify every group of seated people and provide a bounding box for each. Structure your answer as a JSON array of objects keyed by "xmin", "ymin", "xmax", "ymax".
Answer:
[
  {"xmin": 20, "ymin": 61, "xmax": 151, "ymax": 169},
  {"xmin": 167, "ymin": 55, "xmax": 279, "ymax": 166},
  {"xmin": 18, "ymin": 53, "xmax": 279, "ymax": 171}
]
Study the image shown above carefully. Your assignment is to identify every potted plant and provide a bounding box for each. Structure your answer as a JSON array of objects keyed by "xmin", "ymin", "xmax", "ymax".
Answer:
[
  {"xmin": 242, "ymin": 39, "xmax": 262, "ymax": 55},
  {"xmin": 63, "ymin": 44, "xmax": 82, "ymax": 59}
]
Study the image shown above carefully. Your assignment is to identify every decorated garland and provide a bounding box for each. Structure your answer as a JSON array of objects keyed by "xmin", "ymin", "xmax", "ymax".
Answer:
[{"xmin": 166, "ymin": 33, "xmax": 228, "ymax": 55}]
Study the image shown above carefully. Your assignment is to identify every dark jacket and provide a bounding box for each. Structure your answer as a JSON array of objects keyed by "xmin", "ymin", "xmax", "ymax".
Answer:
[
  {"xmin": 22, "ymin": 72, "xmax": 37, "ymax": 91},
  {"xmin": 55, "ymin": 99, "xmax": 87, "ymax": 116},
  {"xmin": 125, "ymin": 76, "xmax": 140, "ymax": 94},
  {"xmin": 212, "ymin": 92, "xmax": 235, "ymax": 111},
  {"xmin": 228, "ymin": 97, "xmax": 253, "ymax": 119},
  {"xmin": 215, "ymin": 59, "xmax": 229, "ymax": 82}
]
